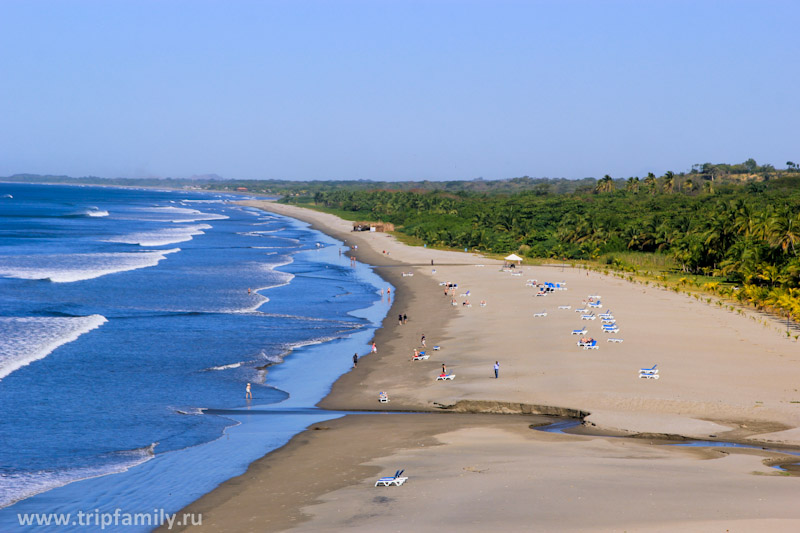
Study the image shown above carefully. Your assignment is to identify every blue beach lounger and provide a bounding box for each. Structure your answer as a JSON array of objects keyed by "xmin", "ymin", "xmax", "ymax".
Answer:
[{"xmin": 375, "ymin": 470, "xmax": 407, "ymax": 486}]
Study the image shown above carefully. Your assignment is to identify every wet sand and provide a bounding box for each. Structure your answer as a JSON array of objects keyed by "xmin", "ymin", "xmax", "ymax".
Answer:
[{"xmin": 165, "ymin": 200, "xmax": 800, "ymax": 532}]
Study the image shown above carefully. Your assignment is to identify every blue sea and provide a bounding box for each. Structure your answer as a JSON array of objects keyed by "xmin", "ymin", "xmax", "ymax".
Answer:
[{"xmin": 0, "ymin": 183, "xmax": 391, "ymax": 531}]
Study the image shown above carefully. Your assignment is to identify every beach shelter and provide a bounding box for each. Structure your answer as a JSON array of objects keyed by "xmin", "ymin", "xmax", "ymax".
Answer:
[{"xmin": 504, "ymin": 253, "xmax": 523, "ymax": 268}]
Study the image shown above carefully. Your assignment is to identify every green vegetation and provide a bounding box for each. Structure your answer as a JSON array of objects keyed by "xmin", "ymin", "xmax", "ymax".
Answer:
[{"xmin": 276, "ymin": 161, "xmax": 800, "ymax": 322}]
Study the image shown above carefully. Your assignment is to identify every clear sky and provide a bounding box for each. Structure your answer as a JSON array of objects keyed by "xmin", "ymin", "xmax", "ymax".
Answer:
[{"xmin": 1, "ymin": 0, "xmax": 797, "ymax": 181}]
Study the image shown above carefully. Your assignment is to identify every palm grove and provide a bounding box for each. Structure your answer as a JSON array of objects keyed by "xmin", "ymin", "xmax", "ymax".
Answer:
[{"xmin": 283, "ymin": 160, "xmax": 800, "ymax": 322}]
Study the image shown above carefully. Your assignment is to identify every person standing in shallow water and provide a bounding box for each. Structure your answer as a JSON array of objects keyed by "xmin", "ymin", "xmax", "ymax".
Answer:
[
  {"xmin": 246, "ymin": 383, "xmax": 252, "ymax": 399},
  {"xmin": 353, "ymin": 353, "xmax": 358, "ymax": 368}
]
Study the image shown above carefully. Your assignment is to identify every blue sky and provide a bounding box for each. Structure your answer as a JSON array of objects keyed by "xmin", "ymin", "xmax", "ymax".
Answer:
[{"xmin": 1, "ymin": 0, "xmax": 797, "ymax": 181}]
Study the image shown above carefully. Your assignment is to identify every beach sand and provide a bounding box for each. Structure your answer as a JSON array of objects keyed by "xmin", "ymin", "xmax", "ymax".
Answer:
[{"xmin": 166, "ymin": 200, "xmax": 800, "ymax": 532}]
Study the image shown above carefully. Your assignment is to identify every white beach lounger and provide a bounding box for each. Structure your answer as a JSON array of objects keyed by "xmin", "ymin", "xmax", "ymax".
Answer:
[
  {"xmin": 588, "ymin": 302, "xmax": 603, "ymax": 308},
  {"xmin": 602, "ymin": 327, "xmax": 619, "ymax": 333},
  {"xmin": 639, "ymin": 372, "xmax": 659, "ymax": 379},
  {"xmin": 436, "ymin": 374, "xmax": 456, "ymax": 381},
  {"xmin": 433, "ymin": 346, "xmax": 441, "ymax": 351},
  {"xmin": 601, "ymin": 318, "xmax": 615, "ymax": 323},
  {"xmin": 558, "ymin": 305, "xmax": 572, "ymax": 310},
  {"xmin": 640, "ymin": 364, "xmax": 658, "ymax": 374},
  {"xmin": 571, "ymin": 328, "xmax": 587, "ymax": 335},
  {"xmin": 412, "ymin": 354, "xmax": 429, "ymax": 361},
  {"xmin": 375, "ymin": 470, "xmax": 407, "ymax": 486},
  {"xmin": 606, "ymin": 338, "xmax": 624, "ymax": 343},
  {"xmin": 533, "ymin": 311, "xmax": 547, "ymax": 317},
  {"xmin": 583, "ymin": 340, "xmax": 599, "ymax": 350},
  {"xmin": 581, "ymin": 314, "xmax": 596, "ymax": 320},
  {"xmin": 575, "ymin": 308, "xmax": 588, "ymax": 313},
  {"xmin": 588, "ymin": 295, "xmax": 602, "ymax": 299}
]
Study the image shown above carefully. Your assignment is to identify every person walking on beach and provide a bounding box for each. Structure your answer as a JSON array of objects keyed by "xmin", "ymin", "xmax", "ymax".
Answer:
[
  {"xmin": 399, "ymin": 313, "xmax": 403, "ymax": 325},
  {"xmin": 353, "ymin": 353, "xmax": 359, "ymax": 368},
  {"xmin": 494, "ymin": 361, "xmax": 500, "ymax": 379},
  {"xmin": 421, "ymin": 334, "xmax": 426, "ymax": 347},
  {"xmin": 371, "ymin": 342, "xmax": 377, "ymax": 353},
  {"xmin": 403, "ymin": 313, "xmax": 407, "ymax": 324},
  {"xmin": 246, "ymin": 383, "xmax": 252, "ymax": 399}
]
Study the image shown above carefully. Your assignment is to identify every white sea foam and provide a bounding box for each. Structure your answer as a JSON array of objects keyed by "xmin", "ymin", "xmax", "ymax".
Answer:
[
  {"xmin": 105, "ymin": 224, "xmax": 211, "ymax": 246},
  {"xmin": 131, "ymin": 206, "xmax": 229, "ymax": 223},
  {"xmin": 172, "ymin": 407, "xmax": 207, "ymax": 415},
  {"xmin": 204, "ymin": 362, "xmax": 244, "ymax": 371},
  {"xmin": 0, "ymin": 249, "xmax": 180, "ymax": 283},
  {"xmin": 0, "ymin": 443, "xmax": 155, "ymax": 509},
  {"xmin": 0, "ymin": 315, "xmax": 108, "ymax": 381}
]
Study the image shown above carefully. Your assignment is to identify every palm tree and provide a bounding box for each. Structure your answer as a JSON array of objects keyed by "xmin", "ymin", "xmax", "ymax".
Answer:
[
  {"xmin": 661, "ymin": 171, "xmax": 675, "ymax": 194},
  {"xmin": 596, "ymin": 175, "xmax": 615, "ymax": 193},
  {"xmin": 768, "ymin": 209, "xmax": 800, "ymax": 255},
  {"xmin": 626, "ymin": 177, "xmax": 640, "ymax": 193},
  {"xmin": 644, "ymin": 172, "xmax": 657, "ymax": 194}
]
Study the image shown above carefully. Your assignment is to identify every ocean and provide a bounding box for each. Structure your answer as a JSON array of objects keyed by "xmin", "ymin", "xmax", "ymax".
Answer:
[{"xmin": 0, "ymin": 183, "xmax": 391, "ymax": 531}]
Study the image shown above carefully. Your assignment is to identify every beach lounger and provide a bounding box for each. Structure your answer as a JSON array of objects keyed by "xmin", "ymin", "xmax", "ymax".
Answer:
[
  {"xmin": 412, "ymin": 354, "xmax": 429, "ymax": 361},
  {"xmin": 433, "ymin": 346, "xmax": 441, "ymax": 350},
  {"xmin": 639, "ymin": 364, "xmax": 658, "ymax": 374},
  {"xmin": 588, "ymin": 301, "xmax": 603, "ymax": 308},
  {"xmin": 599, "ymin": 309, "xmax": 613, "ymax": 316},
  {"xmin": 558, "ymin": 305, "xmax": 572, "ymax": 310},
  {"xmin": 375, "ymin": 470, "xmax": 407, "ymax": 486},
  {"xmin": 533, "ymin": 311, "xmax": 547, "ymax": 317},
  {"xmin": 601, "ymin": 318, "xmax": 615, "ymax": 323},
  {"xmin": 638, "ymin": 372, "xmax": 659, "ymax": 379},
  {"xmin": 581, "ymin": 314, "xmax": 596, "ymax": 320},
  {"xmin": 571, "ymin": 328, "xmax": 587, "ymax": 335},
  {"xmin": 436, "ymin": 374, "xmax": 456, "ymax": 381},
  {"xmin": 378, "ymin": 392, "xmax": 389, "ymax": 403},
  {"xmin": 583, "ymin": 340, "xmax": 599, "ymax": 350},
  {"xmin": 575, "ymin": 308, "xmax": 588, "ymax": 313},
  {"xmin": 606, "ymin": 338, "xmax": 624, "ymax": 343},
  {"xmin": 588, "ymin": 295, "xmax": 602, "ymax": 299},
  {"xmin": 602, "ymin": 327, "xmax": 619, "ymax": 333}
]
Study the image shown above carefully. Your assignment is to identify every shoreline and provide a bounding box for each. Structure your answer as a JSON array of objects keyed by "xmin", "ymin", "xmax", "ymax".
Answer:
[{"xmin": 166, "ymin": 200, "xmax": 800, "ymax": 532}]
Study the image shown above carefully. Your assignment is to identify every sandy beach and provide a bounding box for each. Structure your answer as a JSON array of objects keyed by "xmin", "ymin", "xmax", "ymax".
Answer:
[{"xmin": 168, "ymin": 200, "xmax": 800, "ymax": 532}]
